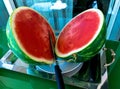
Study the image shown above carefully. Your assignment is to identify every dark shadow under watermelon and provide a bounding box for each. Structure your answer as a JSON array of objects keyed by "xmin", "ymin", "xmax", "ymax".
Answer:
[{"xmin": 72, "ymin": 53, "xmax": 101, "ymax": 83}]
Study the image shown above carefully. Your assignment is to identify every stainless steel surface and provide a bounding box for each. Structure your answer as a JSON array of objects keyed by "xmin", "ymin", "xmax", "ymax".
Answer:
[
  {"xmin": 0, "ymin": 50, "xmax": 109, "ymax": 89},
  {"xmin": 36, "ymin": 60, "xmax": 83, "ymax": 77}
]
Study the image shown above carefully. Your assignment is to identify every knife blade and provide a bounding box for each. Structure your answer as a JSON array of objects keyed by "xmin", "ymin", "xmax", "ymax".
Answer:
[{"xmin": 49, "ymin": 32, "xmax": 65, "ymax": 89}]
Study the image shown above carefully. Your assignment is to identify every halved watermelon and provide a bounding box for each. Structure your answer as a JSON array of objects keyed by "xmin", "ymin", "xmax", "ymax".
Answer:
[
  {"xmin": 6, "ymin": 7, "xmax": 56, "ymax": 64},
  {"xmin": 55, "ymin": 8, "xmax": 106, "ymax": 62},
  {"xmin": 6, "ymin": 7, "xmax": 106, "ymax": 64}
]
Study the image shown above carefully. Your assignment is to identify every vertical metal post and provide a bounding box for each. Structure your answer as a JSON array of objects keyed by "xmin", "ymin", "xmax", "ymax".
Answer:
[
  {"xmin": 3, "ymin": 0, "xmax": 16, "ymax": 15},
  {"xmin": 106, "ymin": 0, "xmax": 120, "ymax": 39}
]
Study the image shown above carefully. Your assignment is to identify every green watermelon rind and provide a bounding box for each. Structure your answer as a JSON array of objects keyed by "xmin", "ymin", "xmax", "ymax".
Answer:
[{"xmin": 55, "ymin": 9, "xmax": 106, "ymax": 62}]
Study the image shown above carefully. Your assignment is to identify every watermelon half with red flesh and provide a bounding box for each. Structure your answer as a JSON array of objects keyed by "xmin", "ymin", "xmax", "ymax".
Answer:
[
  {"xmin": 55, "ymin": 9, "xmax": 106, "ymax": 62},
  {"xmin": 6, "ymin": 7, "xmax": 106, "ymax": 64},
  {"xmin": 6, "ymin": 7, "xmax": 56, "ymax": 64}
]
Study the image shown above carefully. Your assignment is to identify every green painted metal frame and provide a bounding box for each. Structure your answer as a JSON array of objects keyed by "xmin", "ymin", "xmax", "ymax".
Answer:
[{"xmin": 105, "ymin": 40, "xmax": 120, "ymax": 89}]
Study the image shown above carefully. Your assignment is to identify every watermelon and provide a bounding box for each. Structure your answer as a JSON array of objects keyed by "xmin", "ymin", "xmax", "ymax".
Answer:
[
  {"xmin": 6, "ymin": 7, "xmax": 56, "ymax": 64},
  {"xmin": 55, "ymin": 9, "xmax": 106, "ymax": 62},
  {"xmin": 6, "ymin": 7, "xmax": 106, "ymax": 64}
]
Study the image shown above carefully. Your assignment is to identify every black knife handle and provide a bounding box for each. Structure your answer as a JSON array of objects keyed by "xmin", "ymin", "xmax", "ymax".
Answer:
[{"xmin": 55, "ymin": 65, "xmax": 65, "ymax": 89}]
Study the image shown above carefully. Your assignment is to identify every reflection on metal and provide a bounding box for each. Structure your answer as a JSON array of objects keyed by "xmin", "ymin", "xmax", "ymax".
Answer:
[
  {"xmin": 103, "ymin": 48, "xmax": 116, "ymax": 67},
  {"xmin": 1, "ymin": 50, "xmax": 12, "ymax": 63},
  {"xmin": 97, "ymin": 47, "xmax": 116, "ymax": 89},
  {"xmin": 0, "ymin": 50, "xmax": 17, "ymax": 64},
  {"xmin": 97, "ymin": 71, "xmax": 108, "ymax": 89}
]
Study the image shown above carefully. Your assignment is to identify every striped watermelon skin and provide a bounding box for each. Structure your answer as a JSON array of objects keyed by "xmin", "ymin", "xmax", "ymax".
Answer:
[{"xmin": 55, "ymin": 9, "xmax": 106, "ymax": 62}]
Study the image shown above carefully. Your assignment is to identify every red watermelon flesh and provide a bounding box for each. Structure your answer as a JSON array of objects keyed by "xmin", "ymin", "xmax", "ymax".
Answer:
[
  {"xmin": 7, "ymin": 7, "xmax": 105, "ymax": 64},
  {"xmin": 12, "ymin": 7, "xmax": 56, "ymax": 63},
  {"xmin": 55, "ymin": 9, "xmax": 104, "ymax": 58}
]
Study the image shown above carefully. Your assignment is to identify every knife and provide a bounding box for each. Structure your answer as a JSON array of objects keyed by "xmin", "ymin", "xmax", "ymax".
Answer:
[{"xmin": 49, "ymin": 32, "xmax": 65, "ymax": 89}]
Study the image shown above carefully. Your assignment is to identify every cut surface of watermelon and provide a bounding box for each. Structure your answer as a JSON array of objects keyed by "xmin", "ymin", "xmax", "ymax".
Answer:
[
  {"xmin": 6, "ymin": 7, "xmax": 56, "ymax": 64},
  {"xmin": 6, "ymin": 7, "xmax": 106, "ymax": 64},
  {"xmin": 55, "ymin": 9, "xmax": 106, "ymax": 61}
]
